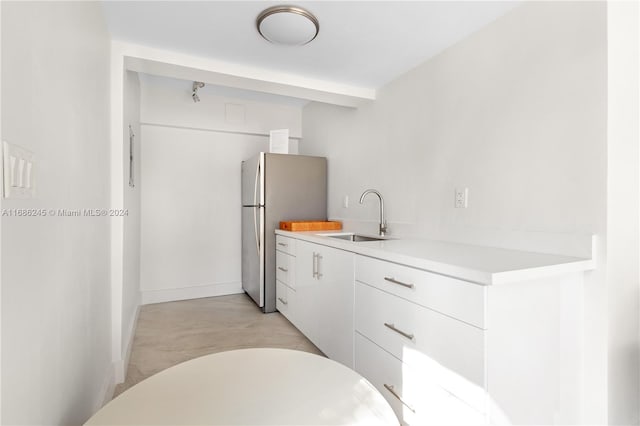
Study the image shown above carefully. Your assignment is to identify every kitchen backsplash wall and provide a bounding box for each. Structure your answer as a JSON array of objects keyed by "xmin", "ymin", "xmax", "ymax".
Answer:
[{"xmin": 301, "ymin": 1, "xmax": 606, "ymax": 259}]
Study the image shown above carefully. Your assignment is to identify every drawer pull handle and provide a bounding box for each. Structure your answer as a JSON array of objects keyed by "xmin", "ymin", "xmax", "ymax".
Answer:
[
  {"xmin": 384, "ymin": 323, "xmax": 414, "ymax": 341},
  {"xmin": 316, "ymin": 254, "xmax": 323, "ymax": 279},
  {"xmin": 278, "ymin": 267, "xmax": 288, "ymax": 272},
  {"xmin": 277, "ymin": 297, "xmax": 288, "ymax": 305},
  {"xmin": 312, "ymin": 253, "xmax": 323, "ymax": 279},
  {"xmin": 383, "ymin": 384, "xmax": 415, "ymax": 413},
  {"xmin": 278, "ymin": 242, "xmax": 288, "ymax": 247},
  {"xmin": 312, "ymin": 253, "xmax": 318, "ymax": 278},
  {"xmin": 384, "ymin": 277, "xmax": 414, "ymax": 289}
]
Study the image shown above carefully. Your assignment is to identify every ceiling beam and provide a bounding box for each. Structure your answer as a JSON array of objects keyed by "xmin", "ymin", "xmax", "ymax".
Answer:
[{"xmin": 116, "ymin": 41, "xmax": 375, "ymax": 108}]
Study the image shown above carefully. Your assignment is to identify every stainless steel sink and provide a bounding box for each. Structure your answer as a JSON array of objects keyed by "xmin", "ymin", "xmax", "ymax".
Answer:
[{"xmin": 325, "ymin": 233, "xmax": 387, "ymax": 242}]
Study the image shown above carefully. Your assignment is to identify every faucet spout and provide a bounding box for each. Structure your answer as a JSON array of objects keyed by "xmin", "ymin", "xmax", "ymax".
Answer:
[{"xmin": 359, "ymin": 189, "xmax": 387, "ymax": 236}]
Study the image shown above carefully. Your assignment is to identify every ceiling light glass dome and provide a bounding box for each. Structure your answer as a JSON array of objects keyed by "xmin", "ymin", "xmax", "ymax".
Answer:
[{"xmin": 256, "ymin": 6, "xmax": 319, "ymax": 46}]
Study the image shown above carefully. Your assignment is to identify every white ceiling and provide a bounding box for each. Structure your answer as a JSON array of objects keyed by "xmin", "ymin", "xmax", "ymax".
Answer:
[{"xmin": 102, "ymin": 1, "xmax": 519, "ymax": 90}]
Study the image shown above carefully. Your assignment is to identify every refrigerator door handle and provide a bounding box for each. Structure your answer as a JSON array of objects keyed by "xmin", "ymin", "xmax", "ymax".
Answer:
[
  {"xmin": 253, "ymin": 161, "xmax": 260, "ymax": 255},
  {"xmin": 253, "ymin": 160, "xmax": 260, "ymax": 207},
  {"xmin": 254, "ymin": 207, "xmax": 260, "ymax": 255},
  {"xmin": 254, "ymin": 161, "xmax": 261, "ymax": 254}
]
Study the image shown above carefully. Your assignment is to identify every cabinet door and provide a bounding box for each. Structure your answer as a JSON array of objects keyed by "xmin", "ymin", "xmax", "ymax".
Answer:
[
  {"xmin": 294, "ymin": 240, "xmax": 320, "ymax": 343},
  {"xmin": 355, "ymin": 333, "xmax": 487, "ymax": 426},
  {"xmin": 276, "ymin": 280, "xmax": 296, "ymax": 323},
  {"xmin": 295, "ymin": 240, "xmax": 354, "ymax": 368},
  {"xmin": 314, "ymin": 244, "xmax": 354, "ymax": 368},
  {"xmin": 276, "ymin": 250, "xmax": 295, "ymax": 289}
]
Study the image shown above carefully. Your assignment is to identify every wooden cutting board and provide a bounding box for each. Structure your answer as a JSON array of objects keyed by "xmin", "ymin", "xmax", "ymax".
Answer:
[{"xmin": 279, "ymin": 220, "xmax": 343, "ymax": 232}]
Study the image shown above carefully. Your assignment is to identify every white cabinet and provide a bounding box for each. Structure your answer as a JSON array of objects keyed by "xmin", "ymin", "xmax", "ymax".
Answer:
[
  {"xmin": 275, "ymin": 236, "xmax": 297, "ymax": 325},
  {"xmin": 275, "ymin": 280, "xmax": 295, "ymax": 319},
  {"xmin": 355, "ymin": 255, "xmax": 486, "ymax": 328},
  {"xmin": 275, "ymin": 235, "xmax": 295, "ymax": 256},
  {"xmin": 274, "ymin": 235, "xmax": 354, "ymax": 368},
  {"xmin": 276, "ymin": 250, "xmax": 295, "ymax": 289},
  {"xmin": 355, "ymin": 333, "xmax": 486, "ymax": 426},
  {"xmin": 295, "ymin": 240, "xmax": 354, "ymax": 368},
  {"xmin": 275, "ymin": 232, "xmax": 585, "ymax": 425},
  {"xmin": 354, "ymin": 255, "xmax": 583, "ymax": 425},
  {"xmin": 354, "ymin": 259, "xmax": 487, "ymax": 425},
  {"xmin": 355, "ymin": 282, "xmax": 486, "ymax": 397}
]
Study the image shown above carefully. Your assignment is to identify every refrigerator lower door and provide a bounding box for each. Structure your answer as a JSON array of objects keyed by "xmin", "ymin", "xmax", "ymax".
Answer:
[{"xmin": 241, "ymin": 206, "xmax": 264, "ymax": 308}]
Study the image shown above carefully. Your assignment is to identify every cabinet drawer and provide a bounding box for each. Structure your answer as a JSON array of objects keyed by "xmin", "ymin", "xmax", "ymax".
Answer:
[
  {"xmin": 355, "ymin": 282, "xmax": 486, "ymax": 396},
  {"xmin": 275, "ymin": 235, "xmax": 295, "ymax": 256},
  {"xmin": 355, "ymin": 333, "xmax": 486, "ymax": 426},
  {"xmin": 355, "ymin": 255, "xmax": 485, "ymax": 328},
  {"xmin": 276, "ymin": 280, "xmax": 294, "ymax": 321},
  {"xmin": 276, "ymin": 250, "xmax": 295, "ymax": 288}
]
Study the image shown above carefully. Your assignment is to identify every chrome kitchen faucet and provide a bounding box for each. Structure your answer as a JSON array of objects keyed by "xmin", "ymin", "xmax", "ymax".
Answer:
[{"xmin": 359, "ymin": 189, "xmax": 387, "ymax": 236}]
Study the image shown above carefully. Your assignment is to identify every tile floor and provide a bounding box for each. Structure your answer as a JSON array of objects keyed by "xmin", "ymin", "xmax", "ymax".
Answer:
[{"xmin": 113, "ymin": 293, "xmax": 323, "ymax": 397}]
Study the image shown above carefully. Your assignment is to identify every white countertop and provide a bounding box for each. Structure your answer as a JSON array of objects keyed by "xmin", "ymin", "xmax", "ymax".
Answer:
[{"xmin": 275, "ymin": 230, "xmax": 594, "ymax": 285}]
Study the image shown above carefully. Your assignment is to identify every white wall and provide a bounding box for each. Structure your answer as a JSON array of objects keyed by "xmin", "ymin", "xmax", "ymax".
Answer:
[
  {"xmin": 0, "ymin": 1, "xmax": 4, "ymax": 421},
  {"xmin": 139, "ymin": 75, "xmax": 304, "ymax": 138},
  {"xmin": 301, "ymin": 2, "xmax": 609, "ymax": 423},
  {"xmin": 121, "ymin": 71, "xmax": 141, "ymax": 370},
  {"xmin": 606, "ymin": 2, "xmax": 640, "ymax": 424},
  {"xmin": 139, "ymin": 75, "xmax": 302, "ymax": 303},
  {"xmin": 1, "ymin": 2, "xmax": 112, "ymax": 424},
  {"xmin": 303, "ymin": 2, "xmax": 606, "ymax": 255}
]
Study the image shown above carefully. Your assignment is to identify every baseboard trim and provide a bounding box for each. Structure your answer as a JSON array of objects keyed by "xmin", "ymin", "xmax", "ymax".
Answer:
[
  {"xmin": 96, "ymin": 363, "xmax": 117, "ymax": 411},
  {"xmin": 118, "ymin": 302, "xmax": 140, "ymax": 383},
  {"xmin": 141, "ymin": 281, "xmax": 243, "ymax": 305}
]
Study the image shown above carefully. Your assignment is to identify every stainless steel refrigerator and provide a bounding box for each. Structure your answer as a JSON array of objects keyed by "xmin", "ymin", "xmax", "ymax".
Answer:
[{"xmin": 241, "ymin": 153, "xmax": 327, "ymax": 313}]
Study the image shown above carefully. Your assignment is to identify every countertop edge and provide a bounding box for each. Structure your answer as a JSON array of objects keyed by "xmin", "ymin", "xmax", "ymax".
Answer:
[{"xmin": 275, "ymin": 229, "xmax": 594, "ymax": 285}]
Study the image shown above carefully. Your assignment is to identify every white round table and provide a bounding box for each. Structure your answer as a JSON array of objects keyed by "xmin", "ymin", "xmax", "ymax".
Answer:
[{"xmin": 86, "ymin": 348, "xmax": 398, "ymax": 425}]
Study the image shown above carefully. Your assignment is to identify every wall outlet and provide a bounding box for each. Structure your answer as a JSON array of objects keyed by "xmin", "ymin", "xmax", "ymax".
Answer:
[
  {"xmin": 454, "ymin": 187, "xmax": 468, "ymax": 208},
  {"xmin": 342, "ymin": 195, "xmax": 349, "ymax": 208}
]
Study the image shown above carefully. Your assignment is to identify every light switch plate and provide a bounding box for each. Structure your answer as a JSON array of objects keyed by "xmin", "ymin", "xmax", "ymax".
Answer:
[{"xmin": 3, "ymin": 141, "xmax": 35, "ymax": 199}]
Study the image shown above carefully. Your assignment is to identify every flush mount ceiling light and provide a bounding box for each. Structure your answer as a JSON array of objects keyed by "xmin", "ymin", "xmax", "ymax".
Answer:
[{"xmin": 256, "ymin": 5, "xmax": 319, "ymax": 46}]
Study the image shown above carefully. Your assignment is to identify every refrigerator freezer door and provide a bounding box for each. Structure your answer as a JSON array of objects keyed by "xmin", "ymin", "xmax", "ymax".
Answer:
[{"xmin": 241, "ymin": 153, "xmax": 263, "ymax": 207}]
